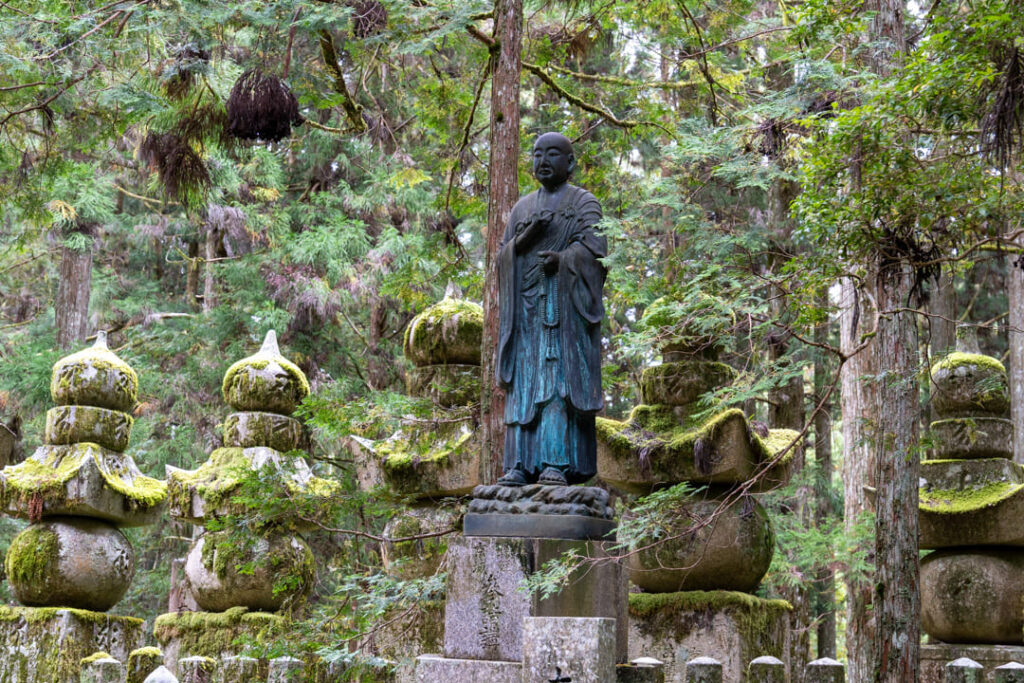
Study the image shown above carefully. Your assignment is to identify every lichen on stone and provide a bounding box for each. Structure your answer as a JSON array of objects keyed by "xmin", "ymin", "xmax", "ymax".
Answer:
[
  {"xmin": 50, "ymin": 336, "xmax": 139, "ymax": 412},
  {"xmin": 919, "ymin": 481, "xmax": 1024, "ymax": 514},
  {"xmin": 80, "ymin": 652, "xmax": 115, "ymax": 665},
  {"xmin": 628, "ymin": 590, "xmax": 792, "ymax": 647},
  {"xmin": 931, "ymin": 352, "xmax": 1007, "ymax": 375},
  {"xmin": 403, "ymin": 297, "xmax": 483, "ymax": 366},
  {"xmin": 154, "ymin": 607, "xmax": 284, "ymax": 661},
  {"xmin": 221, "ymin": 331, "xmax": 311, "ymax": 415},
  {"xmin": 5, "ymin": 525, "xmax": 59, "ymax": 591}
]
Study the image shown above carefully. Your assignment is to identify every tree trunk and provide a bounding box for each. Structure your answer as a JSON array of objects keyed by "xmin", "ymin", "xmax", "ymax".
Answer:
[
  {"xmin": 813, "ymin": 309, "xmax": 836, "ymax": 660},
  {"xmin": 55, "ymin": 245, "xmax": 93, "ymax": 349},
  {"xmin": 185, "ymin": 240, "xmax": 200, "ymax": 309},
  {"xmin": 929, "ymin": 269, "xmax": 955, "ymax": 359},
  {"xmin": 840, "ymin": 277, "xmax": 877, "ymax": 681},
  {"xmin": 202, "ymin": 229, "xmax": 217, "ymax": 313},
  {"xmin": 871, "ymin": 261, "xmax": 921, "ymax": 683},
  {"xmin": 1010, "ymin": 240, "xmax": 1024, "ymax": 465},
  {"xmin": 480, "ymin": 0, "xmax": 522, "ymax": 484}
]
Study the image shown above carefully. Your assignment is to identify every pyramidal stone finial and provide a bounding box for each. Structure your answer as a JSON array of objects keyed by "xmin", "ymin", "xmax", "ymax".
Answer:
[
  {"xmin": 94, "ymin": 330, "xmax": 109, "ymax": 350},
  {"xmin": 444, "ymin": 280, "xmax": 463, "ymax": 300},
  {"xmin": 260, "ymin": 329, "xmax": 280, "ymax": 356},
  {"xmin": 955, "ymin": 324, "xmax": 981, "ymax": 354}
]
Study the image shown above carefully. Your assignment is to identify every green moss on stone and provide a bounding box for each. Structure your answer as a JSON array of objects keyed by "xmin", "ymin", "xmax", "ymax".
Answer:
[
  {"xmin": 221, "ymin": 340, "xmax": 311, "ymax": 414},
  {"xmin": 628, "ymin": 590, "xmax": 792, "ymax": 647},
  {"xmin": 403, "ymin": 297, "xmax": 483, "ymax": 365},
  {"xmin": 5, "ymin": 524, "xmax": 59, "ymax": 588},
  {"xmin": 51, "ymin": 343, "xmax": 139, "ymax": 412},
  {"xmin": 919, "ymin": 481, "xmax": 1024, "ymax": 513},
  {"xmin": 154, "ymin": 608, "xmax": 284, "ymax": 660},
  {"xmin": 0, "ymin": 604, "xmax": 143, "ymax": 627},
  {"xmin": 128, "ymin": 647, "xmax": 163, "ymax": 659},
  {"xmin": 80, "ymin": 652, "xmax": 114, "ymax": 665},
  {"xmin": 931, "ymin": 352, "xmax": 1006, "ymax": 375}
]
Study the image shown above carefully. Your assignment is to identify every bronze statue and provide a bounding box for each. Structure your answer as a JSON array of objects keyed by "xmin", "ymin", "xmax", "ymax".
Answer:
[{"xmin": 496, "ymin": 132, "xmax": 606, "ymax": 486}]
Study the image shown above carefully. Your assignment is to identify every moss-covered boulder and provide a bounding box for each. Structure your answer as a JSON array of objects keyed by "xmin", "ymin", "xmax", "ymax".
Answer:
[
  {"xmin": 153, "ymin": 607, "xmax": 284, "ymax": 668},
  {"xmin": 639, "ymin": 360, "xmax": 736, "ymax": 407},
  {"xmin": 921, "ymin": 548, "xmax": 1024, "ymax": 644},
  {"xmin": 403, "ymin": 297, "xmax": 483, "ymax": 366},
  {"xmin": 222, "ymin": 330, "xmax": 310, "ymax": 415},
  {"xmin": 0, "ymin": 606, "xmax": 144, "ymax": 683},
  {"xmin": 628, "ymin": 494, "xmax": 775, "ymax": 593},
  {"xmin": 381, "ymin": 505, "xmax": 462, "ymax": 580},
  {"xmin": 930, "ymin": 417, "xmax": 1013, "ymax": 460},
  {"xmin": 596, "ymin": 406, "xmax": 796, "ymax": 493},
  {"xmin": 45, "ymin": 405, "xmax": 133, "ymax": 452},
  {"xmin": 50, "ymin": 334, "xmax": 138, "ymax": 413},
  {"xmin": 6, "ymin": 518, "xmax": 135, "ymax": 612},
  {"xmin": 406, "ymin": 363, "xmax": 481, "ymax": 407},
  {"xmin": 919, "ymin": 458, "xmax": 1024, "ymax": 548},
  {"xmin": 185, "ymin": 530, "xmax": 314, "ymax": 613},
  {"xmin": 931, "ymin": 352, "xmax": 1010, "ymax": 418},
  {"xmin": 0, "ymin": 443, "xmax": 166, "ymax": 526},
  {"xmin": 222, "ymin": 411, "xmax": 305, "ymax": 451}
]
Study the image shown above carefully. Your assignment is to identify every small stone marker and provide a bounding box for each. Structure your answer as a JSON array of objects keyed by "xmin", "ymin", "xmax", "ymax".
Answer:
[
  {"xmin": 806, "ymin": 657, "xmax": 845, "ymax": 683},
  {"xmin": 748, "ymin": 655, "xmax": 786, "ymax": 683},
  {"xmin": 143, "ymin": 667, "xmax": 178, "ymax": 683},
  {"xmin": 521, "ymin": 617, "xmax": 616, "ymax": 683},
  {"xmin": 177, "ymin": 656, "xmax": 215, "ymax": 683},
  {"xmin": 80, "ymin": 656, "xmax": 124, "ymax": 683},
  {"xmin": 127, "ymin": 648, "xmax": 163, "ymax": 683},
  {"xmin": 946, "ymin": 657, "xmax": 984, "ymax": 683},
  {"xmin": 995, "ymin": 662, "xmax": 1024, "ymax": 683},
  {"xmin": 268, "ymin": 656, "xmax": 304, "ymax": 682},
  {"xmin": 219, "ymin": 656, "xmax": 260, "ymax": 681},
  {"xmin": 686, "ymin": 656, "xmax": 723, "ymax": 683}
]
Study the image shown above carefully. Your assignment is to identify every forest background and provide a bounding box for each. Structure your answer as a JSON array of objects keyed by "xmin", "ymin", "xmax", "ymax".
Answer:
[{"xmin": 0, "ymin": 0, "xmax": 1023, "ymax": 680}]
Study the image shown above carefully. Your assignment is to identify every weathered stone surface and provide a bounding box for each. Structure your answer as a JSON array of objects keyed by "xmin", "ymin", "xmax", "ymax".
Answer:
[
  {"xmin": 685, "ymin": 656, "xmax": 723, "ymax": 683},
  {"xmin": 443, "ymin": 536, "xmax": 627, "ymax": 663},
  {"xmin": 521, "ymin": 617, "xmax": 616, "ymax": 683},
  {"xmin": 127, "ymin": 647, "xmax": 163, "ymax": 683},
  {"xmin": 747, "ymin": 655, "xmax": 785, "ymax": 683},
  {"xmin": 217, "ymin": 656, "xmax": 260, "ymax": 682},
  {"xmin": 382, "ymin": 506, "xmax": 461, "ymax": 580},
  {"xmin": 0, "ymin": 443, "xmax": 167, "ymax": 526},
  {"xmin": 7, "ymin": 517, "xmax": 135, "ymax": 611},
  {"xmin": 414, "ymin": 655, "xmax": 519, "ymax": 683},
  {"xmin": 596, "ymin": 407, "xmax": 796, "ymax": 494},
  {"xmin": 80, "ymin": 656, "xmax": 124, "ymax": 683},
  {"xmin": 616, "ymin": 658, "xmax": 666, "ymax": 683},
  {"xmin": 406, "ymin": 364, "xmax": 481, "ymax": 407},
  {"xmin": 46, "ymin": 405, "xmax": 132, "ymax": 452},
  {"xmin": 919, "ymin": 460, "xmax": 1024, "ymax": 548},
  {"xmin": 267, "ymin": 656, "xmax": 303, "ymax": 682},
  {"xmin": 946, "ymin": 658, "xmax": 985, "ymax": 683},
  {"xmin": 921, "ymin": 549, "xmax": 1024, "ymax": 644},
  {"xmin": 177, "ymin": 656, "xmax": 214, "ymax": 683},
  {"xmin": 639, "ymin": 361, "xmax": 736, "ymax": 407},
  {"xmin": 185, "ymin": 530, "xmax": 313, "ymax": 613},
  {"xmin": 463, "ymin": 513, "xmax": 616, "ymax": 541},
  {"xmin": 222, "ymin": 411, "xmax": 304, "ymax": 451},
  {"xmin": 403, "ymin": 298, "xmax": 483, "ymax": 366},
  {"xmin": 368, "ymin": 601, "xmax": 444, "ymax": 683},
  {"xmin": 221, "ymin": 331, "xmax": 310, "ymax": 415},
  {"xmin": 805, "ymin": 657, "xmax": 844, "ymax": 683},
  {"xmin": 0, "ymin": 606, "xmax": 144, "ymax": 683},
  {"xmin": 995, "ymin": 662, "xmax": 1024, "ymax": 683},
  {"xmin": 628, "ymin": 494, "xmax": 774, "ymax": 593},
  {"xmin": 921, "ymin": 644, "xmax": 1024, "ymax": 683},
  {"xmin": 931, "ymin": 353, "xmax": 1010, "ymax": 418},
  {"xmin": 375, "ymin": 431, "xmax": 481, "ymax": 500},
  {"xmin": 468, "ymin": 483, "xmax": 613, "ymax": 518},
  {"xmin": 153, "ymin": 608, "xmax": 284, "ymax": 672},
  {"xmin": 627, "ymin": 591, "xmax": 791, "ymax": 683},
  {"xmin": 51, "ymin": 335, "xmax": 138, "ymax": 412},
  {"xmin": 931, "ymin": 418, "xmax": 1014, "ymax": 460},
  {"xmin": 143, "ymin": 667, "xmax": 178, "ymax": 683}
]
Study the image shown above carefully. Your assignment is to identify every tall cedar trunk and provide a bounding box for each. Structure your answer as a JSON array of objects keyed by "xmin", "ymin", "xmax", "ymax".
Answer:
[
  {"xmin": 1010, "ymin": 240, "xmax": 1024, "ymax": 465},
  {"xmin": 185, "ymin": 240, "xmax": 200, "ymax": 309},
  {"xmin": 813, "ymin": 307, "xmax": 836, "ymax": 659},
  {"xmin": 202, "ymin": 229, "xmax": 217, "ymax": 313},
  {"xmin": 872, "ymin": 261, "xmax": 920, "ymax": 682},
  {"xmin": 480, "ymin": 0, "xmax": 522, "ymax": 483},
  {"xmin": 840, "ymin": 277, "xmax": 877, "ymax": 680},
  {"xmin": 55, "ymin": 245, "xmax": 93, "ymax": 349},
  {"xmin": 930, "ymin": 269, "xmax": 956, "ymax": 358}
]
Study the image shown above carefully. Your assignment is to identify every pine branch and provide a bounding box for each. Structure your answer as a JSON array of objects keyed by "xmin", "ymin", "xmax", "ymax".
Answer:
[{"xmin": 318, "ymin": 29, "xmax": 368, "ymax": 134}]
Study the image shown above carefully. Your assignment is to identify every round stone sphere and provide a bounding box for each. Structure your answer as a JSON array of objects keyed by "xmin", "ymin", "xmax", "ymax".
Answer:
[
  {"xmin": 50, "ymin": 336, "xmax": 138, "ymax": 412},
  {"xmin": 403, "ymin": 298, "xmax": 482, "ymax": 366},
  {"xmin": 222, "ymin": 331, "xmax": 310, "ymax": 415},
  {"xmin": 921, "ymin": 548, "xmax": 1024, "ymax": 644},
  {"xmin": 629, "ymin": 494, "xmax": 774, "ymax": 593},
  {"xmin": 186, "ymin": 530, "xmax": 313, "ymax": 612},
  {"xmin": 5, "ymin": 517, "xmax": 135, "ymax": 611},
  {"xmin": 931, "ymin": 353, "xmax": 1010, "ymax": 418}
]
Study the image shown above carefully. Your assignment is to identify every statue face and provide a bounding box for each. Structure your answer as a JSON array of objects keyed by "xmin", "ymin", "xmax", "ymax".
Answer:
[{"xmin": 532, "ymin": 133, "xmax": 575, "ymax": 189}]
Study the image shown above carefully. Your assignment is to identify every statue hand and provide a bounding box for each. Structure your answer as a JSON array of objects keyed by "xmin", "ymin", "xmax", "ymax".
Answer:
[
  {"xmin": 515, "ymin": 211, "xmax": 552, "ymax": 252},
  {"xmin": 538, "ymin": 250, "xmax": 560, "ymax": 274}
]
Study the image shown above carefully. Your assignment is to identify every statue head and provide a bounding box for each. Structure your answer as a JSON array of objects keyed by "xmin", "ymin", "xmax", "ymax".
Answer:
[{"xmin": 532, "ymin": 132, "xmax": 575, "ymax": 190}]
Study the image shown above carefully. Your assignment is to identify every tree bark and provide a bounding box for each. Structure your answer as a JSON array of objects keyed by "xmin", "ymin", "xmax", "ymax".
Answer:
[
  {"xmin": 813, "ymin": 309, "xmax": 836, "ymax": 660},
  {"xmin": 55, "ymin": 245, "xmax": 93, "ymax": 349},
  {"xmin": 202, "ymin": 228, "xmax": 217, "ymax": 313},
  {"xmin": 185, "ymin": 240, "xmax": 200, "ymax": 309},
  {"xmin": 929, "ymin": 269, "xmax": 955, "ymax": 359},
  {"xmin": 1010, "ymin": 240, "xmax": 1024, "ymax": 465},
  {"xmin": 480, "ymin": 0, "xmax": 522, "ymax": 484}
]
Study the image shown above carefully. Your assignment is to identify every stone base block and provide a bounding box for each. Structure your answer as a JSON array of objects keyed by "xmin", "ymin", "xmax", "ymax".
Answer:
[
  {"xmin": 522, "ymin": 617, "xmax": 616, "ymax": 683},
  {"xmin": 153, "ymin": 608, "xmax": 284, "ymax": 673},
  {"xmin": 415, "ymin": 655, "xmax": 520, "ymax": 683},
  {"xmin": 627, "ymin": 591, "xmax": 792, "ymax": 683},
  {"xmin": 0, "ymin": 606, "xmax": 144, "ymax": 683},
  {"xmin": 443, "ymin": 535, "xmax": 628, "ymax": 663},
  {"xmin": 921, "ymin": 643, "xmax": 1024, "ymax": 683},
  {"xmin": 371, "ymin": 601, "xmax": 445, "ymax": 683}
]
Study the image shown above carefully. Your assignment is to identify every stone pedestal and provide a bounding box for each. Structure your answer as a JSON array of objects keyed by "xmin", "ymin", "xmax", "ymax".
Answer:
[
  {"xmin": 627, "ymin": 591, "xmax": 792, "ymax": 683},
  {"xmin": 415, "ymin": 655, "xmax": 520, "ymax": 683},
  {"xmin": 921, "ymin": 643, "xmax": 1024, "ymax": 683},
  {"xmin": 0, "ymin": 606, "xmax": 144, "ymax": 683},
  {"xmin": 521, "ymin": 617, "xmax": 616, "ymax": 683},
  {"xmin": 153, "ymin": 608, "xmax": 284, "ymax": 673},
  {"xmin": 443, "ymin": 535, "xmax": 628, "ymax": 663}
]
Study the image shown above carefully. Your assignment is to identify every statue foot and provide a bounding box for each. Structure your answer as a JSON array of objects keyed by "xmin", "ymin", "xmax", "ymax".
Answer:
[
  {"xmin": 538, "ymin": 467, "xmax": 568, "ymax": 486},
  {"xmin": 496, "ymin": 468, "xmax": 528, "ymax": 486}
]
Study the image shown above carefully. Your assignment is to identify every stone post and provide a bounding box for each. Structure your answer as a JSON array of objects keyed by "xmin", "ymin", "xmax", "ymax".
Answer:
[
  {"xmin": 268, "ymin": 656, "xmax": 303, "ymax": 682},
  {"xmin": 806, "ymin": 657, "xmax": 844, "ymax": 682},
  {"xmin": 748, "ymin": 655, "xmax": 786, "ymax": 683},
  {"xmin": 995, "ymin": 662, "xmax": 1024, "ymax": 683},
  {"xmin": 177, "ymin": 657, "xmax": 215, "ymax": 683},
  {"xmin": 80, "ymin": 656, "xmax": 125, "ymax": 683},
  {"xmin": 127, "ymin": 648, "xmax": 163, "ymax": 683},
  {"xmin": 219, "ymin": 656, "xmax": 260, "ymax": 682},
  {"xmin": 143, "ymin": 667, "xmax": 178, "ymax": 683},
  {"xmin": 946, "ymin": 658, "xmax": 984, "ymax": 683},
  {"xmin": 616, "ymin": 657, "xmax": 665, "ymax": 683},
  {"xmin": 521, "ymin": 617, "xmax": 616, "ymax": 683},
  {"xmin": 686, "ymin": 656, "xmax": 723, "ymax": 683}
]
